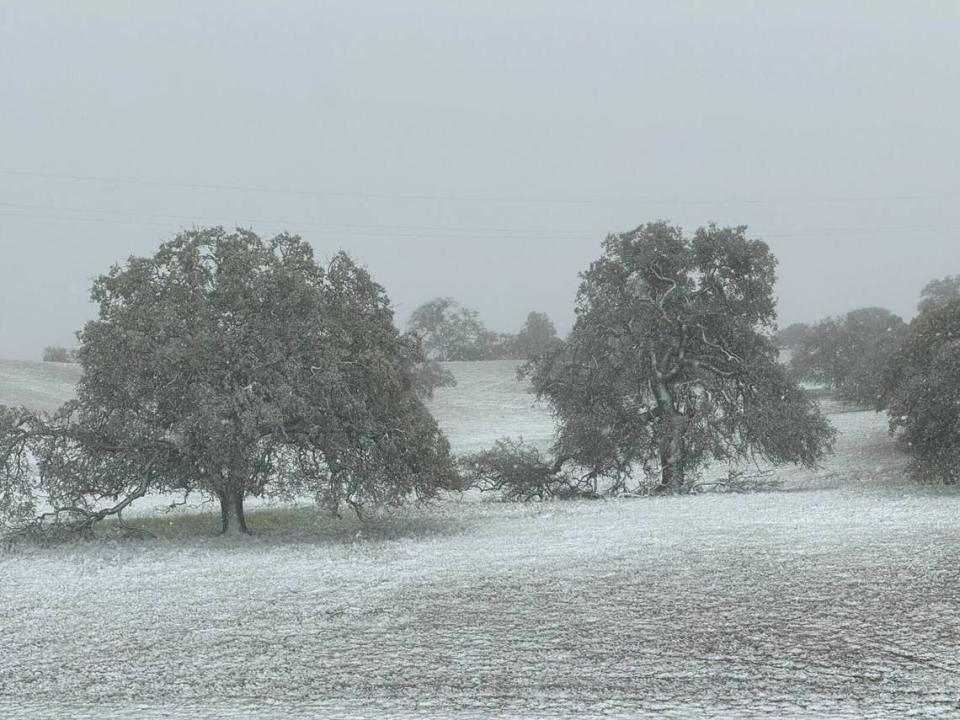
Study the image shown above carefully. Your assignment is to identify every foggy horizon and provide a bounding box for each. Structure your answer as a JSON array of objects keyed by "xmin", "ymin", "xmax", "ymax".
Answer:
[{"xmin": 2, "ymin": 1, "xmax": 958, "ymax": 360}]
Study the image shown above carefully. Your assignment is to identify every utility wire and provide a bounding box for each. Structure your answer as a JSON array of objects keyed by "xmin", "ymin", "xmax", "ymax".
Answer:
[
  {"xmin": 2, "ymin": 168, "xmax": 959, "ymax": 206},
  {"xmin": 0, "ymin": 207, "xmax": 957, "ymax": 240},
  {"xmin": 0, "ymin": 201, "xmax": 597, "ymax": 235}
]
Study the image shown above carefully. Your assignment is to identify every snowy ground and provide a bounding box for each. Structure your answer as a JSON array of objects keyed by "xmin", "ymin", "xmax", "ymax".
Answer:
[
  {"xmin": 0, "ymin": 358, "xmax": 81, "ymax": 414},
  {"xmin": 426, "ymin": 360, "xmax": 555, "ymax": 455},
  {"xmin": 1, "ymin": 360, "xmax": 959, "ymax": 718}
]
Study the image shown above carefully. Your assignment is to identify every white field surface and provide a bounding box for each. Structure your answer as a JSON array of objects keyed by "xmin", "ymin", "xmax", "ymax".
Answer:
[
  {"xmin": 0, "ymin": 359, "xmax": 82, "ymax": 414},
  {"xmin": 1, "ymin": 359, "xmax": 960, "ymax": 718}
]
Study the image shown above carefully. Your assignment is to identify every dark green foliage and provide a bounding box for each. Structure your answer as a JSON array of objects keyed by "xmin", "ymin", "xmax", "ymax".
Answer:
[
  {"xmin": 788, "ymin": 318, "xmax": 843, "ymax": 387},
  {"xmin": 917, "ymin": 275, "xmax": 960, "ymax": 314},
  {"xmin": 774, "ymin": 322, "xmax": 811, "ymax": 349},
  {"xmin": 514, "ymin": 311, "xmax": 559, "ymax": 359},
  {"xmin": 408, "ymin": 297, "xmax": 497, "ymax": 361},
  {"xmin": 42, "ymin": 346, "xmax": 78, "ymax": 363},
  {"xmin": 407, "ymin": 298, "xmax": 523, "ymax": 361},
  {"xmin": 460, "ymin": 437, "xmax": 595, "ymax": 501},
  {"xmin": 789, "ymin": 307, "xmax": 906, "ymax": 406},
  {"xmin": 0, "ymin": 228, "xmax": 459, "ymax": 536},
  {"xmin": 523, "ymin": 222, "xmax": 834, "ymax": 493},
  {"xmin": 884, "ymin": 300, "xmax": 960, "ymax": 483},
  {"xmin": 411, "ymin": 359, "xmax": 457, "ymax": 400}
]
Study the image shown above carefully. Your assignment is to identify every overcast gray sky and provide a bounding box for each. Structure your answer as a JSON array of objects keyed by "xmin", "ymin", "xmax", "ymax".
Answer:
[{"xmin": 0, "ymin": 1, "xmax": 957, "ymax": 360}]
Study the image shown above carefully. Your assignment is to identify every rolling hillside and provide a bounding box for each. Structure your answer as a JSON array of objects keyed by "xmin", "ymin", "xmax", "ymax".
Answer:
[
  {"xmin": 0, "ymin": 358, "xmax": 80, "ymax": 413},
  {"xmin": 0, "ymin": 357, "xmax": 551, "ymax": 455},
  {"xmin": 4, "ymin": 358, "xmax": 960, "ymax": 718}
]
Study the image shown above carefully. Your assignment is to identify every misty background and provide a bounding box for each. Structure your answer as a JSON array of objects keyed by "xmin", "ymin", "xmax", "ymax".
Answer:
[{"xmin": 0, "ymin": 0, "xmax": 957, "ymax": 361}]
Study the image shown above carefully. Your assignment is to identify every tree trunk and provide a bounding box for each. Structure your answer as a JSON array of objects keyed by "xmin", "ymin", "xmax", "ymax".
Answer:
[
  {"xmin": 657, "ymin": 440, "xmax": 684, "ymax": 493},
  {"xmin": 655, "ymin": 404, "xmax": 688, "ymax": 493},
  {"xmin": 218, "ymin": 488, "xmax": 248, "ymax": 536},
  {"xmin": 652, "ymin": 376, "xmax": 686, "ymax": 493}
]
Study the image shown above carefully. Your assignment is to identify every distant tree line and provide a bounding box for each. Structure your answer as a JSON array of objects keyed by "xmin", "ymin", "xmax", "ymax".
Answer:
[
  {"xmin": 779, "ymin": 274, "xmax": 960, "ymax": 484},
  {"xmin": 42, "ymin": 346, "xmax": 79, "ymax": 364},
  {"xmin": 407, "ymin": 297, "xmax": 558, "ymax": 361},
  {"xmin": 779, "ymin": 307, "xmax": 906, "ymax": 406}
]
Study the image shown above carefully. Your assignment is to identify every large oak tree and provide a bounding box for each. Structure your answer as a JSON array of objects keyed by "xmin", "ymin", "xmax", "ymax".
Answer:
[
  {"xmin": 917, "ymin": 275, "xmax": 960, "ymax": 314},
  {"xmin": 883, "ymin": 299, "xmax": 960, "ymax": 484},
  {"xmin": 0, "ymin": 229, "xmax": 458, "ymax": 536},
  {"xmin": 789, "ymin": 307, "xmax": 906, "ymax": 406},
  {"xmin": 514, "ymin": 311, "xmax": 559, "ymax": 360},
  {"xmin": 525, "ymin": 222, "xmax": 834, "ymax": 493},
  {"xmin": 407, "ymin": 297, "xmax": 494, "ymax": 361}
]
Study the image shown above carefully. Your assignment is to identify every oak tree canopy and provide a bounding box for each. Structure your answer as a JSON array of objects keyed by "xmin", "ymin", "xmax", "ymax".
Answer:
[{"xmin": 0, "ymin": 228, "xmax": 459, "ymax": 535}]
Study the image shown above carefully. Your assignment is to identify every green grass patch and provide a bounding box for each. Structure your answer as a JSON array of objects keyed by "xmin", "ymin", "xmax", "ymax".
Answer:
[{"xmin": 96, "ymin": 502, "xmax": 471, "ymax": 546}]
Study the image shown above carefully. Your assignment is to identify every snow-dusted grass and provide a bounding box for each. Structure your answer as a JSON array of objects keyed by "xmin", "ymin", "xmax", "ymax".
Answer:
[
  {"xmin": 0, "ymin": 358, "xmax": 81, "ymax": 414},
  {"xmin": 2, "ymin": 360, "xmax": 960, "ymax": 718},
  {"xmin": 427, "ymin": 359, "xmax": 555, "ymax": 455}
]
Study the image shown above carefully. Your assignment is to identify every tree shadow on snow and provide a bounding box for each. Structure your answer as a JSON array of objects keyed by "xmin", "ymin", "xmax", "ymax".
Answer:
[{"xmin": 93, "ymin": 503, "xmax": 474, "ymax": 549}]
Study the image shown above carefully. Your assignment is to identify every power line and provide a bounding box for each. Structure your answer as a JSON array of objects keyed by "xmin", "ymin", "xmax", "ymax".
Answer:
[
  {"xmin": 0, "ymin": 206, "xmax": 957, "ymax": 240},
  {"xmin": 0, "ymin": 210, "xmax": 177, "ymax": 229},
  {"xmin": 2, "ymin": 168, "xmax": 959, "ymax": 206},
  {"xmin": 0, "ymin": 201, "xmax": 598, "ymax": 235},
  {"xmin": 0, "ymin": 209, "xmax": 598, "ymax": 238},
  {"xmin": 0, "ymin": 169, "xmax": 625, "ymax": 205}
]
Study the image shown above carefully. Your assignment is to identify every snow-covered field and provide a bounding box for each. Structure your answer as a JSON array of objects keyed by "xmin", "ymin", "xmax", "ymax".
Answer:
[
  {"xmin": 0, "ymin": 358, "xmax": 81, "ymax": 414},
  {"xmin": 427, "ymin": 360, "xmax": 554, "ymax": 455},
  {"xmin": 1, "ymin": 359, "xmax": 959, "ymax": 718}
]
